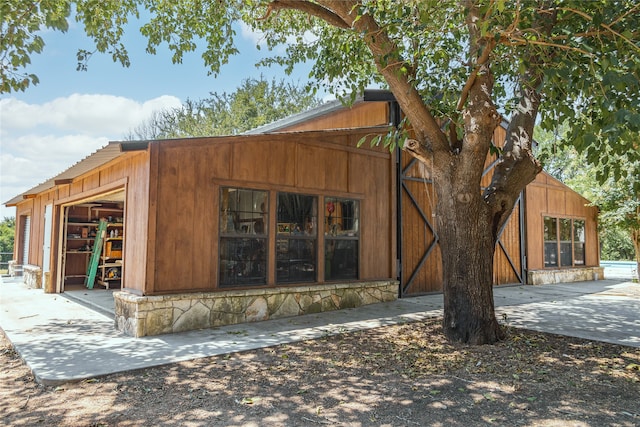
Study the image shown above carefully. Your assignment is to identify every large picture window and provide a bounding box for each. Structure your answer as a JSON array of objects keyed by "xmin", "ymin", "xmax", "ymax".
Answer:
[
  {"xmin": 324, "ymin": 198, "xmax": 359, "ymax": 281},
  {"xmin": 276, "ymin": 193, "xmax": 317, "ymax": 283},
  {"xmin": 219, "ymin": 188, "xmax": 268, "ymax": 287},
  {"xmin": 544, "ymin": 216, "xmax": 586, "ymax": 268}
]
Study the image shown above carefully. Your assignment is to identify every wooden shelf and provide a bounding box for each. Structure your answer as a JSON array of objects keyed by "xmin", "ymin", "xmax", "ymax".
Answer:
[
  {"xmin": 100, "ymin": 262, "xmax": 122, "ymax": 268},
  {"xmin": 64, "ymin": 204, "xmax": 125, "ymax": 290}
]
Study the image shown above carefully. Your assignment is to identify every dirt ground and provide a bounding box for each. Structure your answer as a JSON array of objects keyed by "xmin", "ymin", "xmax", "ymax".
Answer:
[{"xmin": 1, "ymin": 318, "xmax": 639, "ymax": 427}]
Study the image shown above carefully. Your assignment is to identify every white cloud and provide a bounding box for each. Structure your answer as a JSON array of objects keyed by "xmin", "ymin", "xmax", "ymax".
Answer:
[
  {"xmin": 0, "ymin": 94, "xmax": 182, "ymax": 136},
  {"xmin": 238, "ymin": 21, "xmax": 319, "ymax": 51},
  {"xmin": 240, "ymin": 21, "xmax": 268, "ymax": 47},
  {"xmin": 0, "ymin": 93, "xmax": 183, "ymax": 218}
]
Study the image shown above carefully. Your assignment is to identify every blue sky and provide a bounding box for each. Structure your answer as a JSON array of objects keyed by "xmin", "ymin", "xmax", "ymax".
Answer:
[{"xmin": 0, "ymin": 20, "xmax": 315, "ymax": 219}]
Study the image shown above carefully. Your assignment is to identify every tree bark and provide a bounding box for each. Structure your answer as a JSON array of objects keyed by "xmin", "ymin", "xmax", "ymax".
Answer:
[
  {"xmin": 435, "ymin": 184, "xmax": 505, "ymax": 344},
  {"xmin": 632, "ymin": 226, "xmax": 640, "ymax": 281}
]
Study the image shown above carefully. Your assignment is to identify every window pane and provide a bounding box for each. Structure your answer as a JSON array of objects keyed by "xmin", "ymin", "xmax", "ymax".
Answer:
[
  {"xmin": 573, "ymin": 220, "xmax": 585, "ymax": 243},
  {"xmin": 221, "ymin": 188, "xmax": 268, "ymax": 235},
  {"xmin": 219, "ymin": 187, "xmax": 268, "ymax": 287},
  {"xmin": 560, "ymin": 242, "xmax": 573, "ymax": 267},
  {"xmin": 559, "ymin": 219, "xmax": 572, "ymax": 267},
  {"xmin": 276, "ymin": 238, "xmax": 316, "ymax": 283},
  {"xmin": 219, "ymin": 237, "xmax": 267, "ymax": 287},
  {"xmin": 325, "ymin": 198, "xmax": 359, "ymax": 236},
  {"xmin": 574, "ymin": 220, "xmax": 585, "ymax": 265},
  {"xmin": 559, "ymin": 219, "xmax": 572, "ymax": 242},
  {"xmin": 543, "ymin": 217, "xmax": 557, "ymax": 241},
  {"xmin": 574, "ymin": 243, "xmax": 585, "ymax": 266},
  {"xmin": 325, "ymin": 240, "xmax": 358, "ymax": 280},
  {"xmin": 277, "ymin": 193, "xmax": 317, "ymax": 284},
  {"xmin": 277, "ymin": 193, "xmax": 317, "ymax": 236},
  {"xmin": 543, "ymin": 217, "xmax": 558, "ymax": 267},
  {"xmin": 325, "ymin": 198, "xmax": 360, "ymax": 281}
]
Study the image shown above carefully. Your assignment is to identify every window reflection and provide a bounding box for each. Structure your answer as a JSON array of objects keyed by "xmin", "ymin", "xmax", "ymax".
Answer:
[
  {"xmin": 219, "ymin": 188, "xmax": 268, "ymax": 287},
  {"xmin": 276, "ymin": 193, "xmax": 317, "ymax": 283},
  {"xmin": 325, "ymin": 198, "xmax": 359, "ymax": 280},
  {"xmin": 543, "ymin": 216, "xmax": 587, "ymax": 269}
]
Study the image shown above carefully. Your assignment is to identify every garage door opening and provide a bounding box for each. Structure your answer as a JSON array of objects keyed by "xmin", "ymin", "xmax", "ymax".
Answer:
[{"xmin": 60, "ymin": 190, "xmax": 125, "ymax": 293}]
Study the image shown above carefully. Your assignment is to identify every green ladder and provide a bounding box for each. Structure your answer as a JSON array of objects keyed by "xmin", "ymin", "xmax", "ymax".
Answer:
[{"xmin": 85, "ymin": 220, "xmax": 108, "ymax": 289}]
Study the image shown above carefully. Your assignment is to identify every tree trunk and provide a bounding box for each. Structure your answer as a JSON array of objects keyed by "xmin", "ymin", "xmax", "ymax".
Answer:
[
  {"xmin": 632, "ymin": 227, "xmax": 640, "ymax": 281},
  {"xmin": 434, "ymin": 169, "xmax": 505, "ymax": 344}
]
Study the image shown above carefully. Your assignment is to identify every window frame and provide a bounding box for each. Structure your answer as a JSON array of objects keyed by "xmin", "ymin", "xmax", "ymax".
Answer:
[
  {"xmin": 218, "ymin": 187, "xmax": 269, "ymax": 288},
  {"xmin": 543, "ymin": 215, "xmax": 587, "ymax": 269},
  {"xmin": 324, "ymin": 197, "xmax": 360, "ymax": 281},
  {"xmin": 275, "ymin": 192, "xmax": 318, "ymax": 284}
]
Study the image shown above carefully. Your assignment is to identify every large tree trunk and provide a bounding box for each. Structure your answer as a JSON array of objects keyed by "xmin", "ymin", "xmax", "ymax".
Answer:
[
  {"xmin": 437, "ymin": 202, "xmax": 504, "ymax": 344},
  {"xmin": 272, "ymin": 0, "xmax": 542, "ymax": 344}
]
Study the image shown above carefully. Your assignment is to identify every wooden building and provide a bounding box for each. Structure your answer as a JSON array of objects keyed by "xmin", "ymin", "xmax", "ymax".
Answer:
[{"xmin": 5, "ymin": 93, "xmax": 602, "ymax": 337}]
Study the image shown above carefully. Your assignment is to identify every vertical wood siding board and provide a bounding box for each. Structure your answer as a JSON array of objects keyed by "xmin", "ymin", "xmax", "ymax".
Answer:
[
  {"xmin": 125, "ymin": 153, "xmax": 150, "ymax": 293},
  {"xmin": 146, "ymin": 143, "xmax": 160, "ymax": 294},
  {"xmin": 154, "ymin": 148, "xmax": 173, "ymax": 291},
  {"xmin": 193, "ymin": 146, "xmax": 214, "ymax": 290}
]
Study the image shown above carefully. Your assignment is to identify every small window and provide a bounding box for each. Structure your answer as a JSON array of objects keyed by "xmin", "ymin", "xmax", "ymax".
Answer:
[
  {"xmin": 543, "ymin": 216, "xmax": 586, "ymax": 269},
  {"xmin": 324, "ymin": 198, "xmax": 359, "ymax": 280},
  {"xmin": 573, "ymin": 220, "xmax": 585, "ymax": 266},
  {"xmin": 219, "ymin": 188, "xmax": 268, "ymax": 287},
  {"xmin": 543, "ymin": 216, "xmax": 558, "ymax": 268},
  {"xmin": 276, "ymin": 193, "xmax": 317, "ymax": 283},
  {"xmin": 559, "ymin": 218, "xmax": 573, "ymax": 267}
]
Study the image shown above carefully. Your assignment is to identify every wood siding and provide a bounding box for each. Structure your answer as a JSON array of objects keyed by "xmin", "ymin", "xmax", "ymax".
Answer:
[
  {"xmin": 11, "ymin": 151, "xmax": 151, "ymax": 293},
  {"xmin": 399, "ymin": 149, "xmax": 523, "ymax": 295},
  {"xmin": 525, "ymin": 173, "xmax": 600, "ymax": 270},
  {"xmin": 147, "ymin": 129, "xmax": 394, "ymax": 294},
  {"xmin": 282, "ymin": 102, "xmax": 389, "ymax": 132}
]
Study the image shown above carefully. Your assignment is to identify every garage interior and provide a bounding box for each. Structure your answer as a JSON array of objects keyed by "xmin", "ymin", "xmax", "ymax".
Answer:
[{"xmin": 60, "ymin": 190, "xmax": 125, "ymax": 292}]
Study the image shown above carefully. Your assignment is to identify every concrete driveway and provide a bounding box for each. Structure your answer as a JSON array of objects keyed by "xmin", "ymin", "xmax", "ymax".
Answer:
[{"xmin": 1, "ymin": 275, "xmax": 638, "ymax": 385}]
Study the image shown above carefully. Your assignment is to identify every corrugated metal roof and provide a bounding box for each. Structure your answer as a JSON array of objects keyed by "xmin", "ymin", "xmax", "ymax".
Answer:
[
  {"xmin": 242, "ymin": 98, "xmax": 352, "ymax": 135},
  {"xmin": 4, "ymin": 141, "xmax": 133, "ymax": 206}
]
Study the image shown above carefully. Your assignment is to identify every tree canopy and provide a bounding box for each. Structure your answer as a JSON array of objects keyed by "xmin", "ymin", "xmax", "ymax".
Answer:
[
  {"xmin": 3, "ymin": 1, "xmax": 639, "ymax": 186},
  {"xmin": 126, "ymin": 77, "xmax": 321, "ymax": 139},
  {"xmin": 3, "ymin": 0, "xmax": 639, "ymax": 343}
]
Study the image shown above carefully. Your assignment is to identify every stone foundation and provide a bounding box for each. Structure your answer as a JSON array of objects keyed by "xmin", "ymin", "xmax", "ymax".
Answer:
[
  {"xmin": 8, "ymin": 260, "xmax": 22, "ymax": 277},
  {"xmin": 23, "ymin": 265, "xmax": 42, "ymax": 289},
  {"xmin": 114, "ymin": 281, "xmax": 398, "ymax": 337},
  {"xmin": 528, "ymin": 267, "xmax": 605, "ymax": 286}
]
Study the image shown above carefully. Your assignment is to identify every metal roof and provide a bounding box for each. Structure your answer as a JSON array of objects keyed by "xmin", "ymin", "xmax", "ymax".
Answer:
[
  {"xmin": 4, "ymin": 141, "xmax": 134, "ymax": 206},
  {"xmin": 243, "ymin": 98, "xmax": 357, "ymax": 135},
  {"xmin": 242, "ymin": 90, "xmax": 395, "ymax": 135}
]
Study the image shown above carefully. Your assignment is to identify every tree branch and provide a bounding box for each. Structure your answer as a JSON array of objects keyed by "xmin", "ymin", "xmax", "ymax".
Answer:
[
  {"xmin": 314, "ymin": 1, "xmax": 448, "ymax": 155},
  {"xmin": 260, "ymin": 0, "xmax": 350, "ymax": 29},
  {"xmin": 456, "ymin": 37, "xmax": 497, "ymax": 111}
]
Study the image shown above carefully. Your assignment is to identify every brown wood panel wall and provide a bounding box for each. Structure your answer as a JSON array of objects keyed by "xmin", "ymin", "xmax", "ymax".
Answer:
[
  {"xmin": 401, "ymin": 177, "xmax": 443, "ymax": 293},
  {"xmin": 525, "ymin": 172, "xmax": 600, "ymax": 270},
  {"xmin": 149, "ymin": 130, "xmax": 393, "ymax": 295},
  {"xmin": 119, "ymin": 152, "xmax": 151, "ymax": 293},
  {"xmin": 493, "ymin": 203, "xmax": 522, "ymax": 285},
  {"xmin": 11, "ymin": 151, "xmax": 151, "ymax": 293},
  {"xmin": 348, "ymin": 151, "xmax": 393, "ymax": 280},
  {"xmin": 282, "ymin": 102, "xmax": 389, "ymax": 132}
]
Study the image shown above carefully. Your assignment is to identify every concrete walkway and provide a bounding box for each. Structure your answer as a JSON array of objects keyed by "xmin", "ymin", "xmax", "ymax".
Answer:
[{"xmin": 1, "ymin": 275, "xmax": 638, "ymax": 385}]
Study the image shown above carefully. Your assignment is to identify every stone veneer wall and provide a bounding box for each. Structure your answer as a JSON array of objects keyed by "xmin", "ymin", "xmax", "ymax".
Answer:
[
  {"xmin": 22, "ymin": 265, "xmax": 42, "ymax": 289},
  {"xmin": 527, "ymin": 267, "xmax": 605, "ymax": 286},
  {"xmin": 114, "ymin": 280, "xmax": 399, "ymax": 337}
]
